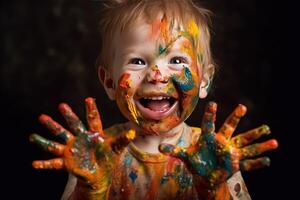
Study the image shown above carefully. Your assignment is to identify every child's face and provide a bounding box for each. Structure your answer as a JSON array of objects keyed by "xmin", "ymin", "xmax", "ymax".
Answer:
[{"xmin": 107, "ymin": 16, "xmax": 205, "ymax": 135}]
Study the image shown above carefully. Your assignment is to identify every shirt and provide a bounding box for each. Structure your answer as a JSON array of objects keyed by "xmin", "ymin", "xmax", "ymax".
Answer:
[{"xmin": 62, "ymin": 123, "xmax": 251, "ymax": 200}]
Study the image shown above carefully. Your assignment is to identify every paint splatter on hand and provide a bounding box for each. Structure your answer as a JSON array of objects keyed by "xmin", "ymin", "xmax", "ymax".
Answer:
[
  {"xmin": 30, "ymin": 97, "xmax": 135, "ymax": 196},
  {"xmin": 159, "ymin": 102, "xmax": 278, "ymax": 194}
]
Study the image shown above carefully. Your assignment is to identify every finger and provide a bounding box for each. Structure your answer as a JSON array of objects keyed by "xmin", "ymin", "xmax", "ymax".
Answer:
[
  {"xmin": 85, "ymin": 97, "xmax": 104, "ymax": 136},
  {"xmin": 201, "ymin": 101, "xmax": 217, "ymax": 134},
  {"xmin": 30, "ymin": 134, "xmax": 65, "ymax": 156},
  {"xmin": 110, "ymin": 129, "xmax": 136, "ymax": 154},
  {"xmin": 32, "ymin": 158, "xmax": 64, "ymax": 170},
  {"xmin": 239, "ymin": 139, "xmax": 278, "ymax": 160},
  {"xmin": 39, "ymin": 114, "xmax": 74, "ymax": 143},
  {"xmin": 231, "ymin": 125, "xmax": 271, "ymax": 148},
  {"xmin": 240, "ymin": 157, "xmax": 271, "ymax": 171},
  {"xmin": 59, "ymin": 103, "xmax": 87, "ymax": 135},
  {"xmin": 218, "ymin": 104, "xmax": 247, "ymax": 139},
  {"xmin": 159, "ymin": 143, "xmax": 188, "ymax": 160}
]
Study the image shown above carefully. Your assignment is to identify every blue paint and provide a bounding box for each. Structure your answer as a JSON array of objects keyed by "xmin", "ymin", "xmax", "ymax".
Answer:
[
  {"xmin": 171, "ymin": 67, "xmax": 195, "ymax": 92},
  {"xmin": 128, "ymin": 171, "xmax": 138, "ymax": 183},
  {"xmin": 57, "ymin": 131, "xmax": 69, "ymax": 141},
  {"xmin": 177, "ymin": 136, "xmax": 185, "ymax": 147},
  {"xmin": 160, "ymin": 175, "xmax": 169, "ymax": 185},
  {"xmin": 123, "ymin": 153, "xmax": 133, "ymax": 167},
  {"xmin": 178, "ymin": 175, "xmax": 193, "ymax": 189}
]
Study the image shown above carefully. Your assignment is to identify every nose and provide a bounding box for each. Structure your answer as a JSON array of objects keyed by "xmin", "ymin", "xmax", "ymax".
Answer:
[{"xmin": 146, "ymin": 65, "xmax": 169, "ymax": 84}]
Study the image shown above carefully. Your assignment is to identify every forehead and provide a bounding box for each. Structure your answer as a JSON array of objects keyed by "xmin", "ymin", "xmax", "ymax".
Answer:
[{"xmin": 116, "ymin": 14, "xmax": 198, "ymax": 48}]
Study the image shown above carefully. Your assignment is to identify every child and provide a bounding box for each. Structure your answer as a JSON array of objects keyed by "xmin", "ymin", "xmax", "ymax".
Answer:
[{"xmin": 30, "ymin": 0, "xmax": 278, "ymax": 199}]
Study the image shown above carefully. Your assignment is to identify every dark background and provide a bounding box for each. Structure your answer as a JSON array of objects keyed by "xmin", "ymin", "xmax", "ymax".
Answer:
[{"xmin": 1, "ymin": 0, "xmax": 298, "ymax": 199}]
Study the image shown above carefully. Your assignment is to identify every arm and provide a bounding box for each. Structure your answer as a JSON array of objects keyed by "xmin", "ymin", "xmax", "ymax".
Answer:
[
  {"xmin": 160, "ymin": 102, "xmax": 277, "ymax": 200},
  {"xmin": 31, "ymin": 97, "xmax": 135, "ymax": 200},
  {"xmin": 61, "ymin": 174, "xmax": 77, "ymax": 200}
]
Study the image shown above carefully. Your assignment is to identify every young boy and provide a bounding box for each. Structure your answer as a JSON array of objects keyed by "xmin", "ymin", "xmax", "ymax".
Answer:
[{"xmin": 30, "ymin": 0, "xmax": 278, "ymax": 199}]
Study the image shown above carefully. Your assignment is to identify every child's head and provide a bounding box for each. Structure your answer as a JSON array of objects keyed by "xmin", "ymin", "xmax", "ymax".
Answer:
[{"xmin": 97, "ymin": 0, "xmax": 215, "ymax": 135}]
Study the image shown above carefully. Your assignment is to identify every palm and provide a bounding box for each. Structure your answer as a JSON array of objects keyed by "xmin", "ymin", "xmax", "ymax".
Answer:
[{"xmin": 30, "ymin": 97, "xmax": 134, "ymax": 189}]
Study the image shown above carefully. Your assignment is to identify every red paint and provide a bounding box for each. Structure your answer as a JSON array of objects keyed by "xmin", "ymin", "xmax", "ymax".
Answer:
[
  {"xmin": 166, "ymin": 157, "xmax": 180, "ymax": 173},
  {"xmin": 118, "ymin": 73, "xmax": 131, "ymax": 89}
]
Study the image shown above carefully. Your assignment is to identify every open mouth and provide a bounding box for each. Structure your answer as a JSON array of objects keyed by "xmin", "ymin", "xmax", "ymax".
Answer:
[{"xmin": 135, "ymin": 95, "xmax": 178, "ymax": 120}]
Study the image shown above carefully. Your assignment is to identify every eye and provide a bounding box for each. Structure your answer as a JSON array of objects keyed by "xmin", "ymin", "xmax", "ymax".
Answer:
[
  {"xmin": 169, "ymin": 57, "xmax": 188, "ymax": 64},
  {"xmin": 129, "ymin": 58, "xmax": 146, "ymax": 65}
]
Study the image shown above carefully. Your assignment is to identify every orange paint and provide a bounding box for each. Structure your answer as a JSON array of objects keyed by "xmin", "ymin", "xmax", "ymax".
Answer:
[
  {"xmin": 159, "ymin": 15, "xmax": 170, "ymax": 44},
  {"xmin": 118, "ymin": 73, "xmax": 132, "ymax": 89},
  {"xmin": 85, "ymin": 97, "xmax": 104, "ymax": 135}
]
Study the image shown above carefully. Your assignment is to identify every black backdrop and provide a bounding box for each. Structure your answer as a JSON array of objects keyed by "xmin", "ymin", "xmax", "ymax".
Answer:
[{"xmin": 1, "ymin": 0, "xmax": 298, "ymax": 199}]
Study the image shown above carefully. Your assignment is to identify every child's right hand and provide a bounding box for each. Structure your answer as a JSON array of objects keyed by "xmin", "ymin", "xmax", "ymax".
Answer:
[{"xmin": 30, "ymin": 97, "xmax": 135, "ymax": 198}]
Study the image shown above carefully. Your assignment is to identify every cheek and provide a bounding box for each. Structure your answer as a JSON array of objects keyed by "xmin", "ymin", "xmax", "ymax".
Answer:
[
  {"xmin": 118, "ymin": 73, "xmax": 132, "ymax": 90},
  {"xmin": 117, "ymin": 72, "xmax": 143, "ymax": 95},
  {"xmin": 115, "ymin": 72, "xmax": 143, "ymax": 124},
  {"xmin": 171, "ymin": 67, "xmax": 200, "ymax": 119}
]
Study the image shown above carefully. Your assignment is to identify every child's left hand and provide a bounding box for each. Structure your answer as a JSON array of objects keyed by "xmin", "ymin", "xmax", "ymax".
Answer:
[{"xmin": 159, "ymin": 102, "xmax": 278, "ymax": 194}]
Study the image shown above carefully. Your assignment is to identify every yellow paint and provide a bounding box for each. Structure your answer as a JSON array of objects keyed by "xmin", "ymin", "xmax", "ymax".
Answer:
[
  {"xmin": 127, "ymin": 79, "xmax": 132, "ymax": 88},
  {"xmin": 126, "ymin": 97, "xmax": 140, "ymax": 125},
  {"xmin": 187, "ymin": 20, "xmax": 199, "ymax": 39},
  {"xmin": 126, "ymin": 129, "xmax": 136, "ymax": 140}
]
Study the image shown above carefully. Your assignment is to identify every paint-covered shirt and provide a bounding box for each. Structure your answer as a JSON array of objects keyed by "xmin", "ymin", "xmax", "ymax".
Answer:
[{"xmin": 62, "ymin": 123, "xmax": 251, "ymax": 200}]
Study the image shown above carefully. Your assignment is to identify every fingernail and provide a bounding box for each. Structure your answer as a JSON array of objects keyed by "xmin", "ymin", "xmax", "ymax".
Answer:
[
  {"xmin": 260, "ymin": 125, "xmax": 271, "ymax": 135},
  {"xmin": 236, "ymin": 104, "xmax": 247, "ymax": 117},
  {"xmin": 85, "ymin": 97, "xmax": 95, "ymax": 106},
  {"xmin": 207, "ymin": 101, "xmax": 217, "ymax": 112}
]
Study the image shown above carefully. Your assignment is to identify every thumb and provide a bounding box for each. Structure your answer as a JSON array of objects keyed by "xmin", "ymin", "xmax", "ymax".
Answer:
[{"xmin": 159, "ymin": 143, "xmax": 188, "ymax": 160}]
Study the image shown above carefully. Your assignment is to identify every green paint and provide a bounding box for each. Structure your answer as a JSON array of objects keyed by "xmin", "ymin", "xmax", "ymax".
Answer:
[
  {"xmin": 159, "ymin": 44, "xmax": 167, "ymax": 55},
  {"xmin": 260, "ymin": 125, "xmax": 271, "ymax": 135}
]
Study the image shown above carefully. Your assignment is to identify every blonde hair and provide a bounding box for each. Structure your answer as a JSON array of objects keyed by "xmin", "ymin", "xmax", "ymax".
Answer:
[{"xmin": 97, "ymin": 0, "xmax": 214, "ymax": 74}]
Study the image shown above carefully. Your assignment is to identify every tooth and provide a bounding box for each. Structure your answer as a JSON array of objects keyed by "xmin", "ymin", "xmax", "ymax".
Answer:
[{"xmin": 157, "ymin": 96, "xmax": 163, "ymax": 100}]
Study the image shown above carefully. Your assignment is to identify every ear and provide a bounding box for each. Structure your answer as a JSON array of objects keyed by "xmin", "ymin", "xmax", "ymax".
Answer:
[
  {"xmin": 199, "ymin": 64, "xmax": 215, "ymax": 99},
  {"xmin": 98, "ymin": 66, "xmax": 116, "ymax": 100}
]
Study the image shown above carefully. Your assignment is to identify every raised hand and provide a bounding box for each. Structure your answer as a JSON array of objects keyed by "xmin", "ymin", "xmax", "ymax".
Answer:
[
  {"xmin": 30, "ymin": 97, "xmax": 135, "ymax": 199},
  {"xmin": 159, "ymin": 102, "xmax": 278, "ymax": 198}
]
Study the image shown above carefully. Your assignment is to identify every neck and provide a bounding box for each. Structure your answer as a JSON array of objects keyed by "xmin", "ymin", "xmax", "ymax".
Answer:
[{"xmin": 128, "ymin": 122, "xmax": 186, "ymax": 154}]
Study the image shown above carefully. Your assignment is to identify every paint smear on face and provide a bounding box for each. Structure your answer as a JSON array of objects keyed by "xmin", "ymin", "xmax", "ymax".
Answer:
[
  {"xmin": 171, "ymin": 67, "xmax": 195, "ymax": 91},
  {"xmin": 118, "ymin": 73, "xmax": 132, "ymax": 89},
  {"xmin": 170, "ymin": 67, "xmax": 199, "ymax": 120},
  {"xmin": 117, "ymin": 73, "xmax": 141, "ymax": 125},
  {"xmin": 156, "ymin": 18, "xmax": 201, "ymax": 58},
  {"xmin": 159, "ymin": 15, "xmax": 170, "ymax": 45},
  {"xmin": 157, "ymin": 16, "xmax": 181, "ymax": 56}
]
